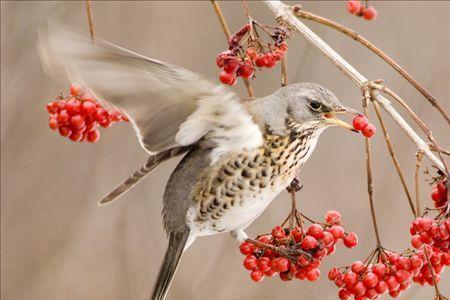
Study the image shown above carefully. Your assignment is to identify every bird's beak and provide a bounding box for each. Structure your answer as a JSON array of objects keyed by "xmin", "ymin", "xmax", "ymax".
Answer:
[{"xmin": 323, "ymin": 106, "xmax": 359, "ymax": 132}]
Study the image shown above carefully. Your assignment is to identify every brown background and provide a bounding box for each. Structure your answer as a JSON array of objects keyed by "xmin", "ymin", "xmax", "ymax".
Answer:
[{"xmin": 2, "ymin": 1, "xmax": 449, "ymax": 299}]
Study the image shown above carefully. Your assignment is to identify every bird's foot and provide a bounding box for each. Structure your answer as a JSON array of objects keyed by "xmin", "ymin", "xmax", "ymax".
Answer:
[
  {"xmin": 286, "ymin": 177, "xmax": 303, "ymax": 193},
  {"xmin": 231, "ymin": 229, "xmax": 249, "ymax": 243}
]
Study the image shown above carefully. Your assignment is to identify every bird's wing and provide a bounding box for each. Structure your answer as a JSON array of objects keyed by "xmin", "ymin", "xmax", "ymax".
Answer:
[{"xmin": 37, "ymin": 24, "xmax": 263, "ymax": 158}]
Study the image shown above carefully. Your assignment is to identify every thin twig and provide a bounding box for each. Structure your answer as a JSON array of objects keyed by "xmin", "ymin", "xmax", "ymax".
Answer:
[
  {"xmin": 429, "ymin": 144, "xmax": 450, "ymax": 156},
  {"xmin": 281, "ymin": 56, "xmax": 288, "ymax": 87},
  {"xmin": 263, "ymin": 1, "xmax": 445, "ymax": 174},
  {"xmin": 86, "ymin": 0, "xmax": 95, "ymax": 40},
  {"xmin": 372, "ymin": 100, "xmax": 416, "ymax": 216},
  {"xmin": 363, "ymin": 88, "xmax": 382, "ymax": 247},
  {"xmin": 210, "ymin": 0, "xmax": 254, "ymax": 98},
  {"xmin": 370, "ymin": 83, "xmax": 449, "ymax": 178},
  {"xmin": 291, "ymin": 7, "xmax": 450, "ymax": 127},
  {"xmin": 423, "ymin": 245, "xmax": 447, "ymax": 299},
  {"xmin": 415, "ymin": 151, "xmax": 424, "ymax": 217}
]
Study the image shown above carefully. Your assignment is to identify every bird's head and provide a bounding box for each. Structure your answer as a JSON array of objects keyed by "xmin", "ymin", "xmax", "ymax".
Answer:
[{"xmin": 280, "ymin": 82, "xmax": 357, "ymax": 132}]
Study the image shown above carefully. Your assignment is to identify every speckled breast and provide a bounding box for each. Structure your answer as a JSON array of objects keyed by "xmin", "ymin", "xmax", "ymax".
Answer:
[{"xmin": 186, "ymin": 127, "xmax": 320, "ymax": 236}]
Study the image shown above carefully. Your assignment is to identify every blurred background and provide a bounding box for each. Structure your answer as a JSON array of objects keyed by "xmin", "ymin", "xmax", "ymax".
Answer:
[{"xmin": 1, "ymin": 1, "xmax": 449, "ymax": 299}]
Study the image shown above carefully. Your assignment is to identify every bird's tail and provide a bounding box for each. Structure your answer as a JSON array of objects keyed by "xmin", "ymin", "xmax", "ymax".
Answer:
[{"xmin": 151, "ymin": 229, "xmax": 190, "ymax": 300}]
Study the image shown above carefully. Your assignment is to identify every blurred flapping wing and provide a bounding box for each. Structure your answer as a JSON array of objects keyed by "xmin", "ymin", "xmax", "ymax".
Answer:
[{"xmin": 38, "ymin": 24, "xmax": 263, "ymax": 158}]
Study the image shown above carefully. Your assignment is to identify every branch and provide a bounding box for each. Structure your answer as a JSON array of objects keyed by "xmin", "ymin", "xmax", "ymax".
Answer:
[
  {"xmin": 415, "ymin": 151, "xmax": 424, "ymax": 217},
  {"xmin": 86, "ymin": 0, "xmax": 95, "ymax": 40},
  {"xmin": 292, "ymin": 8, "xmax": 450, "ymax": 127},
  {"xmin": 210, "ymin": 0, "xmax": 254, "ymax": 98},
  {"xmin": 372, "ymin": 100, "xmax": 415, "ymax": 216},
  {"xmin": 263, "ymin": 1, "xmax": 446, "ymax": 174},
  {"xmin": 362, "ymin": 88, "xmax": 382, "ymax": 247}
]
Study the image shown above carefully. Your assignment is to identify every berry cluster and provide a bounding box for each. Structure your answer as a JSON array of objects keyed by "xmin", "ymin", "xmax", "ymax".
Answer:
[
  {"xmin": 346, "ymin": 1, "xmax": 378, "ymax": 21},
  {"xmin": 412, "ymin": 245, "xmax": 450, "ymax": 286},
  {"xmin": 329, "ymin": 249, "xmax": 432, "ymax": 299},
  {"xmin": 239, "ymin": 210, "xmax": 358, "ymax": 283},
  {"xmin": 216, "ymin": 22, "xmax": 289, "ymax": 85},
  {"xmin": 46, "ymin": 83, "xmax": 128, "ymax": 142},
  {"xmin": 431, "ymin": 179, "xmax": 448, "ymax": 209},
  {"xmin": 352, "ymin": 114, "xmax": 376, "ymax": 138},
  {"xmin": 410, "ymin": 216, "xmax": 450, "ymax": 255}
]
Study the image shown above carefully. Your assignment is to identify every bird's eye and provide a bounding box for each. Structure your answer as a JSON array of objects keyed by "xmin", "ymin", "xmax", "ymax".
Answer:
[{"xmin": 309, "ymin": 100, "xmax": 321, "ymax": 110}]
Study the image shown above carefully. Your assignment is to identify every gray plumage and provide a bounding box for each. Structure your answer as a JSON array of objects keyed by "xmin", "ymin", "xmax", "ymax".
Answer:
[{"xmin": 38, "ymin": 24, "xmax": 356, "ymax": 300}]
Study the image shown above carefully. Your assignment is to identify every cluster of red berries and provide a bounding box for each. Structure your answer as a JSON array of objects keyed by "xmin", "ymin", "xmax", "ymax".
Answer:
[
  {"xmin": 412, "ymin": 245, "xmax": 450, "ymax": 286},
  {"xmin": 329, "ymin": 249, "xmax": 434, "ymax": 299},
  {"xmin": 410, "ymin": 216, "xmax": 450, "ymax": 255},
  {"xmin": 346, "ymin": 1, "xmax": 378, "ymax": 21},
  {"xmin": 239, "ymin": 210, "xmax": 358, "ymax": 283},
  {"xmin": 216, "ymin": 23, "xmax": 289, "ymax": 85},
  {"xmin": 46, "ymin": 83, "xmax": 128, "ymax": 142},
  {"xmin": 431, "ymin": 179, "xmax": 448, "ymax": 209},
  {"xmin": 217, "ymin": 44, "xmax": 288, "ymax": 86},
  {"xmin": 352, "ymin": 115, "xmax": 376, "ymax": 138}
]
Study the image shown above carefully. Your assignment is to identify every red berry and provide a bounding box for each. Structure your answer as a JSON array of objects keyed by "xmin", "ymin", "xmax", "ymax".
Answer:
[
  {"xmin": 306, "ymin": 268, "xmax": 320, "ymax": 281},
  {"xmin": 271, "ymin": 226, "xmax": 286, "ymax": 239},
  {"xmin": 48, "ymin": 116, "xmax": 58, "ymax": 130},
  {"xmin": 338, "ymin": 289, "xmax": 351, "ymax": 300},
  {"xmin": 328, "ymin": 267, "xmax": 340, "ymax": 281},
  {"xmin": 236, "ymin": 61, "xmax": 254, "ymax": 79},
  {"xmin": 362, "ymin": 124, "xmax": 376, "ymax": 138},
  {"xmin": 57, "ymin": 110, "xmax": 70, "ymax": 124},
  {"xmin": 372, "ymin": 263, "xmax": 387, "ymax": 277},
  {"xmin": 70, "ymin": 115, "xmax": 86, "ymax": 130},
  {"xmin": 216, "ymin": 50, "xmax": 232, "ymax": 68},
  {"xmin": 395, "ymin": 269, "xmax": 411, "ymax": 283},
  {"xmin": 291, "ymin": 227, "xmax": 303, "ymax": 243},
  {"xmin": 307, "ymin": 224, "xmax": 324, "ymax": 239},
  {"xmin": 346, "ymin": 0, "xmax": 361, "ymax": 14},
  {"xmin": 363, "ymin": 6, "xmax": 378, "ymax": 21},
  {"xmin": 352, "ymin": 281, "xmax": 366, "ymax": 296},
  {"xmin": 301, "ymin": 236, "xmax": 318, "ymax": 250},
  {"xmin": 352, "ymin": 115, "xmax": 368, "ymax": 131},
  {"xmin": 255, "ymin": 55, "xmax": 266, "ymax": 68},
  {"xmin": 58, "ymin": 126, "xmax": 71, "ymax": 137},
  {"xmin": 87, "ymin": 129, "xmax": 100, "ymax": 143},
  {"xmin": 272, "ymin": 257, "xmax": 290, "ymax": 272},
  {"xmin": 329, "ymin": 225, "xmax": 345, "ymax": 240},
  {"xmin": 343, "ymin": 232, "xmax": 358, "ymax": 248},
  {"xmin": 363, "ymin": 272, "xmax": 379, "ymax": 288},
  {"xmin": 222, "ymin": 58, "xmax": 239, "ymax": 73},
  {"xmin": 243, "ymin": 255, "xmax": 258, "ymax": 270},
  {"xmin": 46, "ymin": 102, "xmax": 57, "ymax": 114},
  {"xmin": 325, "ymin": 210, "xmax": 342, "ymax": 225},
  {"xmin": 66, "ymin": 98, "xmax": 81, "ymax": 115},
  {"xmin": 69, "ymin": 130, "xmax": 83, "ymax": 142},
  {"xmin": 250, "ymin": 269, "xmax": 264, "ymax": 282},
  {"xmin": 386, "ymin": 275, "xmax": 400, "ymax": 291},
  {"xmin": 375, "ymin": 280, "xmax": 388, "ymax": 294},
  {"xmin": 257, "ymin": 257, "xmax": 272, "ymax": 272},
  {"xmin": 239, "ymin": 242, "xmax": 254, "ymax": 255},
  {"xmin": 246, "ymin": 48, "xmax": 257, "ymax": 60},
  {"xmin": 219, "ymin": 71, "xmax": 236, "ymax": 85},
  {"xmin": 70, "ymin": 83, "xmax": 82, "ymax": 96},
  {"xmin": 351, "ymin": 261, "xmax": 365, "ymax": 274},
  {"xmin": 81, "ymin": 100, "xmax": 96, "ymax": 115},
  {"xmin": 343, "ymin": 271, "xmax": 357, "ymax": 287},
  {"xmin": 322, "ymin": 231, "xmax": 335, "ymax": 246}
]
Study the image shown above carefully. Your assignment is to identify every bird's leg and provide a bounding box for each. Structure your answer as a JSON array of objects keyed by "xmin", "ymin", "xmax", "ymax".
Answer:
[{"xmin": 230, "ymin": 229, "xmax": 249, "ymax": 243}]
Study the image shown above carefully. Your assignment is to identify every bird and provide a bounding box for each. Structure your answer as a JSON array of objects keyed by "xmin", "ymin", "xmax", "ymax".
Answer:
[{"xmin": 37, "ymin": 24, "xmax": 357, "ymax": 300}]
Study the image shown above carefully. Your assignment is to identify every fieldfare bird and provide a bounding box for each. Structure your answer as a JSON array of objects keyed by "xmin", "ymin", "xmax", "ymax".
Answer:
[{"xmin": 38, "ymin": 25, "xmax": 357, "ymax": 300}]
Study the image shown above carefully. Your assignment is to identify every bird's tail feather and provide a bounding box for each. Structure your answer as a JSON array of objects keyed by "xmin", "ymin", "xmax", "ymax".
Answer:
[
  {"xmin": 98, "ymin": 147, "xmax": 189, "ymax": 206},
  {"xmin": 151, "ymin": 229, "xmax": 190, "ymax": 300}
]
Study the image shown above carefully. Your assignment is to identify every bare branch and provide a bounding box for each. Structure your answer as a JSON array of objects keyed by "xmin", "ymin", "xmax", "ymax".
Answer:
[
  {"xmin": 372, "ymin": 100, "xmax": 415, "ymax": 216},
  {"xmin": 415, "ymin": 151, "xmax": 424, "ymax": 217},
  {"xmin": 292, "ymin": 7, "xmax": 450, "ymax": 127},
  {"xmin": 263, "ymin": 1, "xmax": 445, "ymax": 174},
  {"xmin": 86, "ymin": 0, "xmax": 95, "ymax": 40}
]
